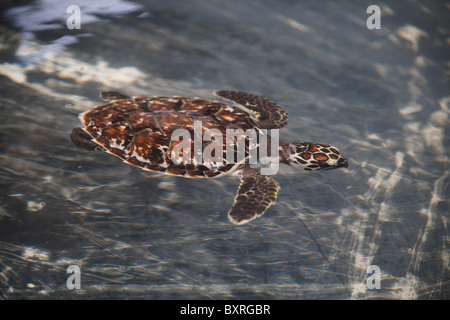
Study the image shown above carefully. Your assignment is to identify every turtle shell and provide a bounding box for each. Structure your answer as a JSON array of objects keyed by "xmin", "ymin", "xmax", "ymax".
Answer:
[{"xmin": 79, "ymin": 96, "xmax": 257, "ymax": 178}]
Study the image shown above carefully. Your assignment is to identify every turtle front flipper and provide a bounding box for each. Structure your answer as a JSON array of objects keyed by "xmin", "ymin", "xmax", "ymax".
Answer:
[
  {"xmin": 214, "ymin": 90, "xmax": 288, "ymax": 129},
  {"xmin": 228, "ymin": 166, "xmax": 280, "ymax": 225}
]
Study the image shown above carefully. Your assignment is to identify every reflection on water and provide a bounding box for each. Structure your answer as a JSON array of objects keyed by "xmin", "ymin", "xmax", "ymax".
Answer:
[
  {"xmin": 0, "ymin": 0, "xmax": 449, "ymax": 299},
  {"xmin": 5, "ymin": 0, "xmax": 144, "ymax": 64}
]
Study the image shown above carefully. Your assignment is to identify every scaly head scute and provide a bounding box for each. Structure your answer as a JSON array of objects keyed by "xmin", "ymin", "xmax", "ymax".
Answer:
[{"xmin": 283, "ymin": 142, "xmax": 348, "ymax": 171}]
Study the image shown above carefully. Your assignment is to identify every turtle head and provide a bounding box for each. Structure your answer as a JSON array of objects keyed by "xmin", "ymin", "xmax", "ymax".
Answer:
[{"xmin": 282, "ymin": 142, "xmax": 348, "ymax": 171}]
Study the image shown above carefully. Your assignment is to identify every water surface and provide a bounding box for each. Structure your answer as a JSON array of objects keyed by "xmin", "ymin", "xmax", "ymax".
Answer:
[{"xmin": 0, "ymin": 0, "xmax": 449, "ymax": 299}]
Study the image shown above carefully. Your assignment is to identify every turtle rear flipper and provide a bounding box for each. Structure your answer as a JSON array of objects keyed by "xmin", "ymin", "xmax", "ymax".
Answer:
[
  {"xmin": 70, "ymin": 127, "xmax": 105, "ymax": 151},
  {"xmin": 214, "ymin": 90, "xmax": 288, "ymax": 129},
  {"xmin": 100, "ymin": 91, "xmax": 130, "ymax": 101},
  {"xmin": 228, "ymin": 166, "xmax": 280, "ymax": 225}
]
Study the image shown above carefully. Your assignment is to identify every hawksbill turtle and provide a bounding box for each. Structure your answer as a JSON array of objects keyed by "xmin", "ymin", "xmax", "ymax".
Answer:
[{"xmin": 70, "ymin": 90, "xmax": 348, "ymax": 225}]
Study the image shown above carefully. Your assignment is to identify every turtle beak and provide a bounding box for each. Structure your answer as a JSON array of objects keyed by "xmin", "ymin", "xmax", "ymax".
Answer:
[
  {"xmin": 338, "ymin": 157, "xmax": 348, "ymax": 168},
  {"xmin": 318, "ymin": 156, "xmax": 348, "ymax": 170}
]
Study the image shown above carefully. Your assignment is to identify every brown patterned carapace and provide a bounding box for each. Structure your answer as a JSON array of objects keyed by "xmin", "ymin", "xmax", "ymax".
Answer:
[{"xmin": 79, "ymin": 96, "xmax": 255, "ymax": 178}]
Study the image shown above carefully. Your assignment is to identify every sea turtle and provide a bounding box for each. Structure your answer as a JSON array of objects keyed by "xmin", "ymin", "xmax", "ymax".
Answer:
[{"xmin": 70, "ymin": 90, "xmax": 348, "ymax": 225}]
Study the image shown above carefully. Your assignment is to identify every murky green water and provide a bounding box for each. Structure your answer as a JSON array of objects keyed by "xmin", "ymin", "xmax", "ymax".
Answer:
[{"xmin": 0, "ymin": 0, "xmax": 449, "ymax": 299}]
